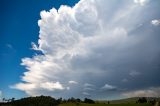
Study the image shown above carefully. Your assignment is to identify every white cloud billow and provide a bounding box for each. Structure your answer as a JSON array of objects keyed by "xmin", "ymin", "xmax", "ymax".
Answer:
[
  {"xmin": 151, "ymin": 19, "xmax": 160, "ymax": 26},
  {"xmin": 134, "ymin": 0, "xmax": 149, "ymax": 5},
  {"xmin": 68, "ymin": 81, "xmax": 78, "ymax": 84},
  {"xmin": 12, "ymin": 0, "xmax": 160, "ymax": 99},
  {"xmin": 101, "ymin": 84, "xmax": 116, "ymax": 91},
  {"xmin": 11, "ymin": 82, "xmax": 65, "ymax": 96}
]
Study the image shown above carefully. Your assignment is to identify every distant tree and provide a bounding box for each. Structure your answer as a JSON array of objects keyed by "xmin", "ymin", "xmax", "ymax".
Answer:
[
  {"xmin": 2, "ymin": 95, "xmax": 60, "ymax": 106},
  {"xmin": 107, "ymin": 101, "xmax": 110, "ymax": 104},
  {"xmin": 76, "ymin": 98, "xmax": 81, "ymax": 103},
  {"xmin": 11, "ymin": 97, "xmax": 15, "ymax": 102},
  {"xmin": 2, "ymin": 98, "xmax": 5, "ymax": 102},
  {"xmin": 71, "ymin": 97, "xmax": 76, "ymax": 102},
  {"xmin": 57, "ymin": 97, "xmax": 62, "ymax": 104},
  {"xmin": 62, "ymin": 99, "xmax": 67, "ymax": 103},
  {"xmin": 67, "ymin": 97, "xmax": 79, "ymax": 103},
  {"xmin": 137, "ymin": 97, "xmax": 147, "ymax": 103},
  {"xmin": 84, "ymin": 98, "xmax": 95, "ymax": 104},
  {"xmin": 149, "ymin": 99, "xmax": 156, "ymax": 105}
]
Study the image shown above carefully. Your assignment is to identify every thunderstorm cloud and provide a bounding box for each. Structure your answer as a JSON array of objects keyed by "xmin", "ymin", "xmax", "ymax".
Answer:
[{"xmin": 12, "ymin": 0, "xmax": 160, "ymax": 99}]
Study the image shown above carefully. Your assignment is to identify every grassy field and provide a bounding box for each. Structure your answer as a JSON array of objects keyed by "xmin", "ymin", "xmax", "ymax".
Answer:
[{"xmin": 59, "ymin": 103, "xmax": 152, "ymax": 106}]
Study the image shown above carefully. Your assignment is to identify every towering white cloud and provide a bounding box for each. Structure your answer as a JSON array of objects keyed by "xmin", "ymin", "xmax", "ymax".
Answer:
[{"xmin": 12, "ymin": 0, "xmax": 160, "ymax": 99}]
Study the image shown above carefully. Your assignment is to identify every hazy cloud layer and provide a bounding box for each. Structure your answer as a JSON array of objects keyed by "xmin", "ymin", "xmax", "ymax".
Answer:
[
  {"xmin": 12, "ymin": 0, "xmax": 160, "ymax": 99},
  {"xmin": 122, "ymin": 87, "xmax": 160, "ymax": 97}
]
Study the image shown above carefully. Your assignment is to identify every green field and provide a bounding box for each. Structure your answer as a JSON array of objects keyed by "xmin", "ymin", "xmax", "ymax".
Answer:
[{"xmin": 59, "ymin": 103, "xmax": 152, "ymax": 106}]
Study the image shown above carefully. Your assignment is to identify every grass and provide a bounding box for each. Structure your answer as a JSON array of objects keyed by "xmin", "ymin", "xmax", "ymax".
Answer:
[{"xmin": 59, "ymin": 102, "xmax": 152, "ymax": 106}]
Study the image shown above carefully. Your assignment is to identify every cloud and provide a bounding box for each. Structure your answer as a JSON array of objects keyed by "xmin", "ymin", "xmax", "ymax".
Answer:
[
  {"xmin": 101, "ymin": 84, "xmax": 117, "ymax": 91},
  {"xmin": 82, "ymin": 92, "xmax": 90, "ymax": 96},
  {"xmin": 83, "ymin": 87, "xmax": 95, "ymax": 91},
  {"xmin": 0, "ymin": 90, "xmax": 2, "ymax": 97},
  {"xmin": 11, "ymin": 82, "xmax": 65, "ymax": 96},
  {"xmin": 31, "ymin": 42, "xmax": 40, "ymax": 51},
  {"xmin": 6, "ymin": 44, "xmax": 13, "ymax": 49},
  {"xmin": 134, "ymin": 0, "xmax": 149, "ymax": 6},
  {"xmin": 68, "ymin": 81, "xmax": 78, "ymax": 84},
  {"xmin": 83, "ymin": 83, "xmax": 95, "ymax": 94},
  {"xmin": 129, "ymin": 71, "xmax": 141, "ymax": 77},
  {"xmin": 12, "ymin": 0, "xmax": 160, "ymax": 99},
  {"xmin": 84, "ymin": 83, "xmax": 95, "ymax": 87},
  {"xmin": 40, "ymin": 82, "xmax": 65, "ymax": 91},
  {"xmin": 122, "ymin": 79, "xmax": 128, "ymax": 83},
  {"xmin": 122, "ymin": 87, "xmax": 160, "ymax": 97},
  {"xmin": 151, "ymin": 19, "xmax": 160, "ymax": 26}
]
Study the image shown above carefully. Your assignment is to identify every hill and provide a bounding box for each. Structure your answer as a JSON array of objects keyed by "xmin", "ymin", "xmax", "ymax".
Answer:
[
  {"xmin": 99, "ymin": 97, "xmax": 160, "ymax": 104},
  {"xmin": 0, "ymin": 96, "xmax": 159, "ymax": 106}
]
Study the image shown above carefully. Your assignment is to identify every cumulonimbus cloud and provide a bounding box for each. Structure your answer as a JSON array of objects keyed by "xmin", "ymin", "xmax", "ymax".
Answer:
[{"xmin": 11, "ymin": 0, "xmax": 160, "ymax": 99}]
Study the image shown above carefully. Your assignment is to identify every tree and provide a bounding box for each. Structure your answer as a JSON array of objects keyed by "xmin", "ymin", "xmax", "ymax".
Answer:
[
  {"xmin": 11, "ymin": 97, "xmax": 15, "ymax": 102},
  {"xmin": 107, "ymin": 101, "xmax": 110, "ymax": 104},
  {"xmin": 57, "ymin": 97, "xmax": 62, "ymax": 104},
  {"xmin": 84, "ymin": 98, "xmax": 95, "ymax": 104},
  {"xmin": 137, "ymin": 97, "xmax": 147, "ymax": 103},
  {"xmin": 76, "ymin": 98, "xmax": 81, "ymax": 103}
]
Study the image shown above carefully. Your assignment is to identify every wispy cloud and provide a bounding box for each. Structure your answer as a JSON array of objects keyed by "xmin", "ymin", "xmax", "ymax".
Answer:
[
  {"xmin": 84, "ymin": 83, "xmax": 95, "ymax": 87},
  {"xmin": 6, "ymin": 44, "xmax": 16, "ymax": 52},
  {"xmin": 68, "ymin": 81, "xmax": 78, "ymax": 84},
  {"xmin": 101, "ymin": 84, "xmax": 117, "ymax": 91},
  {"xmin": 83, "ymin": 87, "xmax": 95, "ymax": 91},
  {"xmin": 6, "ymin": 44, "xmax": 13, "ymax": 49},
  {"xmin": 122, "ymin": 78, "xmax": 128, "ymax": 83},
  {"xmin": 129, "ymin": 70, "xmax": 141, "ymax": 77},
  {"xmin": 82, "ymin": 92, "xmax": 90, "ymax": 96}
]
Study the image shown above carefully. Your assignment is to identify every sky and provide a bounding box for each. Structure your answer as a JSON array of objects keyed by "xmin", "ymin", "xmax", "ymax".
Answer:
[{"xmin": 0, "ymin": 0, "xmax": 160, "ymax": 100}]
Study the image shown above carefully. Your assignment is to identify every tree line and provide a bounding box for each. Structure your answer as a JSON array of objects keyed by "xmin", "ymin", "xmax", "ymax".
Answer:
[
  {"xmin": 136, "ymin": 97, "xmax": 157, "ymax": 105},
  {"xmin": 0, "ymin": 95, "xmax": 95, "ymax": 106}
]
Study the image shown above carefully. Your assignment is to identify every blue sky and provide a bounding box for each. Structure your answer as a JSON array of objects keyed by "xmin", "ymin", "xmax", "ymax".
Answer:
[
  {"xmin": 1, "ymin": 0, "xmax": 160, "ymax": 100},
  {"xmin": 0, "ymin": 0, "xmax": 79, "ymax": 99}
]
